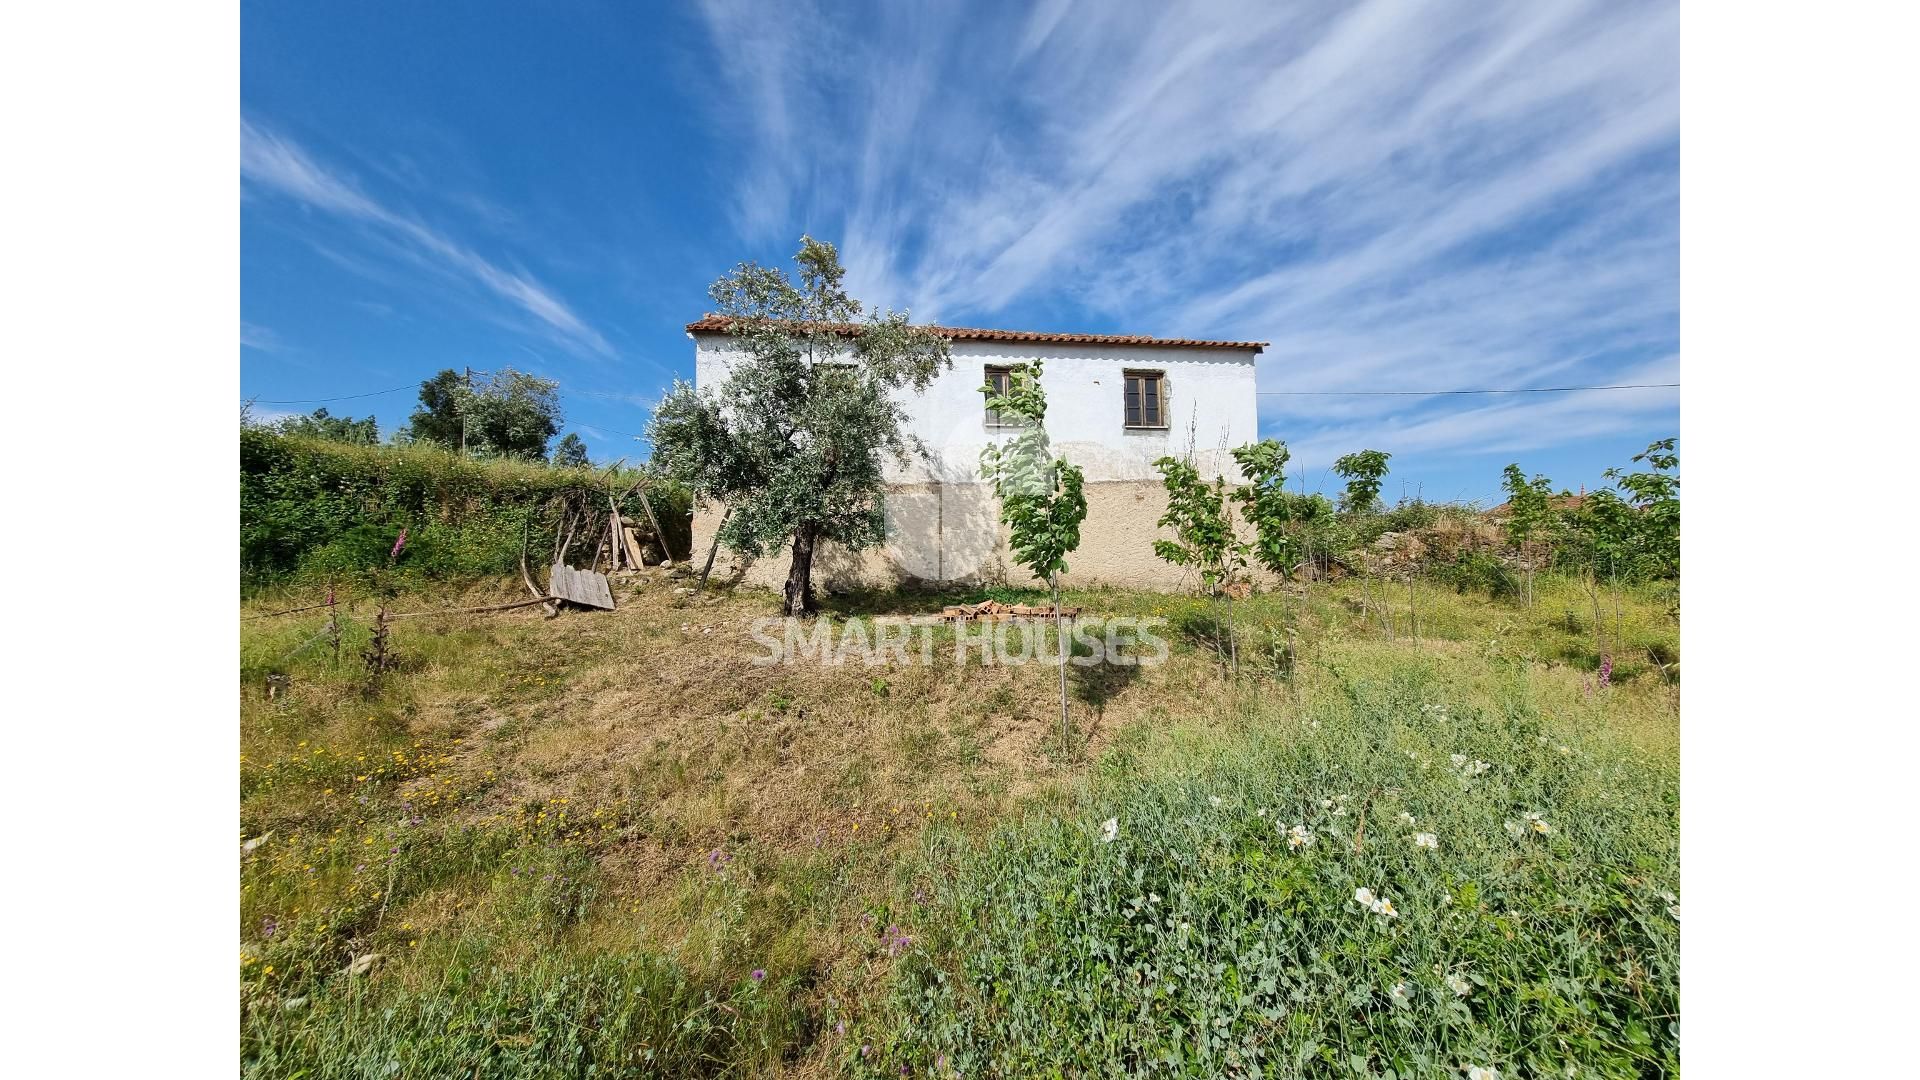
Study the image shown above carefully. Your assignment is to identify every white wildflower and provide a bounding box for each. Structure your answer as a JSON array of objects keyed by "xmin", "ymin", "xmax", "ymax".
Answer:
[
  {"xmin": 1467, "ymin": 1067, "xmax": 1500, "ymax": 1080},
  {"xmin": 1415, "ymin": 832, "xmax": 1439, "ymax": 850},
  {"xmin": 1287, "ymin": 824, "xmax": 1313, "ymax": 849},
  {"xmin": 1523, "ymin": 811, "xmax": 1552, "ymax": 835},
  {"xmin": 1504, "ymin": 819, "xmax": 1526, "ymax": 839},
  {"xmin": 1099, "ymin": 818, "xmax": 1119, "ymax": 844},
  {"xmin": 1446, "ymin": 973, "xmax": 1472, "ymax": 997},
  {"xmin": 1256, "ymin": 807, "xmax": 1267, "ymax": 817},
  {"xmin": 1450, "ymin": 754, "xmax": 1468, "ymax": 768},
  {"xmin": 1389, "ymin": 981, "xmax": 1412, "ymax": 1006},
  {"xmin": 1209, "ymin": 795, "xmax": 1222, "ymax": 808},
  {"xmin": 1355, "ymin": 887, "xmax": 1397, "ymax": 919},
  {"xmin": 1398, "ymin": 811, "xmax": 1417, "ymax": 826},
  {"xmin": 1668, "ymin": 904, "xmax": 1680, "ymax": 921}
]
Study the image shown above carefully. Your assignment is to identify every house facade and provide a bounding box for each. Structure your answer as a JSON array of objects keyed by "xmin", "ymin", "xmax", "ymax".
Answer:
[{"xmin": 688, "ymin": 318, "xmax": 1266, "ymax": 591}]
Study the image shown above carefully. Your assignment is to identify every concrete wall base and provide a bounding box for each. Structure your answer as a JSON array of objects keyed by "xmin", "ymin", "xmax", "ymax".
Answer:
[{"xmin": 693, "ymin": 480, "xmax": 1277, "ymax": 594}]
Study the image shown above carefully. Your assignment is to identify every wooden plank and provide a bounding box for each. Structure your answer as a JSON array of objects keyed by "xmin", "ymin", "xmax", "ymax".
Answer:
[
  {"xmin": 548, "ymin": 562, "xmax": 616, "ymax": 610},
  {"xmin": 633, "ymin": 484, "xmax": 674, "ymax": 568},
  {"xmin": 623, "ymin": 526, "xmax": 648, "ymax": 567}
]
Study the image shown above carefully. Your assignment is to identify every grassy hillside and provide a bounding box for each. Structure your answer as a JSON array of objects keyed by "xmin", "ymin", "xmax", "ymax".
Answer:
[
  {"xmin": 239, "ymin": 430, "xmax": 693, "ymax": 589},
  {"xmin": 240, "ymin": 573, "xmax": 1675, "ymax": 1077}
]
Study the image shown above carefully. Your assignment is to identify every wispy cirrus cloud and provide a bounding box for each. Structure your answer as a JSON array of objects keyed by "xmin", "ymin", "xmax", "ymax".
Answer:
[
  {"xmin": 240, "ymin": 120, "xmax": 615, "ymax": 358},
  {"xmin": 692, "ymin": 0, "xmax": 1678, "ymax": 465},
  {"xmin": 240, "ymin": 321, "xmax": 281, "ymax": 352}
]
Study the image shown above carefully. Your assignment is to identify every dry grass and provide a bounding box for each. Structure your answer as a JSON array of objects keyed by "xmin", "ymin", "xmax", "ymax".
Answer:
[{"xmin": 240, "ymin": 569, "xmax": 1677, "ymax": 1076}]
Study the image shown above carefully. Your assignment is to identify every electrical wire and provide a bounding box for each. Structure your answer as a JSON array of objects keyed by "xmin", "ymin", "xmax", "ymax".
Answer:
[{"xmin": 1256, "ymin": 382, "xmax": 1678, "ymax": 396}]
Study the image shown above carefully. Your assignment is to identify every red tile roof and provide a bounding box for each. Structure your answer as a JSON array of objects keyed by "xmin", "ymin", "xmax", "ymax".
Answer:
[{"xmin": 685, "ymin": 315, "xmax": 1266, "ymax": 353}]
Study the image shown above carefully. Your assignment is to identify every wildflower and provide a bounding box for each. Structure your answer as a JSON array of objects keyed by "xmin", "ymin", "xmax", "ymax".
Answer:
[
  {"xmin": 1209, "ymin": 795, "xmax": 1223, "ymax": 808},
  {"xmin": 1668, "ymin": 904, "xmax": 1680, "ymax": 921},
  {"xmin": 1523, "ymin": 811, "xmax": 1552, "ymax": 835},
  {"xmin": 1390, "ymin": 981, "xmax": 1412, "ymax": 1006},
  {"xmin": 1446, "ymin": 973, "xmax": 1472, "ymax": 997},
  {"xmin": 1598, "ymin": 655, "xmax": 1612, "ymax": 689},
  {"xmin": 751, "ymin": 968, "xmax": 766, "ymax": 982},
  {"xmin": 1415, "ymin": 832, "xmax": 1439, "ymax": 850},
  {"xmin": 1099, "ymin": 817, "xmax": 1119, "ymax": 843},
  {"xmin": 1286, "ymin": 824, "xmax": 1313, "ymax": 849},
  {"xmin": 1354, "ymin": 887, "xmax": 1396, "ymax": 918},
  {"xmin": 1450, "ymin": 754, "xmax": 1467, "ymax": 768},
  {"xmin": 1504, "ymin": 819, "xmax": 1526, "ymax": 840},
  {"xmin": 1398, "ymin": 811, "xmax": 1416, "ymax": 826},
  {"xmin": 1256, "ymin": 807, "xmax": 1267, "ymax": 817},
  {"xmin": 1468, "ymin": 1067, "xmax": 1500, "ymax": 1080}
]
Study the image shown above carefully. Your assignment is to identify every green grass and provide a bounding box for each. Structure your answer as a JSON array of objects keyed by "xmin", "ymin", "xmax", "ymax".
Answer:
[
  {"xmin": 857, "ymin": 644, "xmax": 1677, "ymax": 1077},
  {"xmin": 240, "ymin": 571, "xmax": 1676, "ymax": 1077}
]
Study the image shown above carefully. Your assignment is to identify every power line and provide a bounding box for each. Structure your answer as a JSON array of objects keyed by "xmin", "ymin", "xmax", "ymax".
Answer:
[
  {"xmin": 1256, "ymin": 382, "xmax": 1678, "ymax": 397},
  {"xmin": 248, "ymin": 384, "xmax": 418, "ymax": 405}
]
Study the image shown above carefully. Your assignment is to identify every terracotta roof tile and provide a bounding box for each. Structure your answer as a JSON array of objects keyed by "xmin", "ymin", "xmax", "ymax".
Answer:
[{"xmin": 685, "ymin": 315, "xmax": 1266, "ymax": 353}]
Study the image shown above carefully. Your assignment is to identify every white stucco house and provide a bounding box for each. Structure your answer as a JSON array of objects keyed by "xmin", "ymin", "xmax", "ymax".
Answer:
[{"xmin": 687, "ymin": 317, "xmax": 1267, "ymax": 590}]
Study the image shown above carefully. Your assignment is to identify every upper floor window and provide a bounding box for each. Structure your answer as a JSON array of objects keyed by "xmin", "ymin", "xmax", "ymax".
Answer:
[
  {"xmin": 1124, "ymin": 370, "xmax": 1166, "ymax": 429},
  {"xmin": 983, "ymin": 365, "xmax": 1016, "ymax": 427}
]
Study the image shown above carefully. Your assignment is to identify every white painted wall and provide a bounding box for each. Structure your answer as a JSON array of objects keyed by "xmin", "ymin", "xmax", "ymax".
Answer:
[{"xmin": 691, "ymin": 334, "xmax": 1260, "ymax": 483}]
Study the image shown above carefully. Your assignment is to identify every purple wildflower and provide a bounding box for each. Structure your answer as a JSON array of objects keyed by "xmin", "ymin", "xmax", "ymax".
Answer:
[
  {"xmin": 262, "ymin": 916, "xmax": 278, "ymax": 938},
  {"xmin": 1599, "ymin": 655, "xmax": 1613, "ymax": 689},
  {"xmin": 883, "ymin": 924, "xmax": 912, "ymax": 957},
  {"xmin": 390, "ymin": 528, "xmax": 408, "ymax": 560},
  {"xmin": 751, "ymin": 968, "xmax": 766, "ymax": 982}
]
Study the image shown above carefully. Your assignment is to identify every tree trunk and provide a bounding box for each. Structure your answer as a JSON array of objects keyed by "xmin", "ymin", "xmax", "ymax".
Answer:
[
  {"xmin": 1053, "ymin": 571, "xmax": 1069, "ymax": 751},
  {"xmin": 698, "ymin": 507, "xmax": 732, "ymax": 590},
  {"xmin": 784, "ymin": 524, "xmax": 819, "ymax": 616}
]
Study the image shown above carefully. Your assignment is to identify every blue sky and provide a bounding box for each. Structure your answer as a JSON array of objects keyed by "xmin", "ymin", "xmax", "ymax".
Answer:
[{"xmin": 241, "ymin": 0, "xmax": 1678, "ymax": 504}]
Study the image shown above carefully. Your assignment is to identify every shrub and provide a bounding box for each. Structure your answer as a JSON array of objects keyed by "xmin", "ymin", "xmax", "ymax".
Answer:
[{"xmin": 240, "ymin": 430, "xmax": 692, "ymax": 588}]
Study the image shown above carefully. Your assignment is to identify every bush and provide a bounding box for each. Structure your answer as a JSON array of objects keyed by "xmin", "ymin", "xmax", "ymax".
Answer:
[
  {"xmin": 240, "ymin": 430, "xmax": 692, "ymax": 588},
  {"xmin": 864, "ymin": 660, "xmax": 1678, "ymax": 1077}
]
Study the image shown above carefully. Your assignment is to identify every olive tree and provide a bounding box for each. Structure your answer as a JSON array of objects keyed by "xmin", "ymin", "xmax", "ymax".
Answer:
[{"xmin": 647, "ymin": 237, "xmax": 950, "ymax": 616}]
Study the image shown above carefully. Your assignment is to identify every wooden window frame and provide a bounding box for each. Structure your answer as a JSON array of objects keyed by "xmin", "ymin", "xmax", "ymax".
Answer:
[
  {"xmin": 983, "ymin": 365, "xmax": 1018, "ymax": 427},
  {"xmin": 1123, "ymin": 369, "xmax": 1168, "ymax": 430}
]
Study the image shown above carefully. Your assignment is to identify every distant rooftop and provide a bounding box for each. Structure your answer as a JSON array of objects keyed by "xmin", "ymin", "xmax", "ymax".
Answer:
[{"xmin": 686, "ymin": 315, "xmax": 1266, "ymax": 354}]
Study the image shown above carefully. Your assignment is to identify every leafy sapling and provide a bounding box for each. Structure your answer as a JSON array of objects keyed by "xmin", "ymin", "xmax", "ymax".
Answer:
[
  {"xmin": 980, "ymin": 361, "xmax": 1087, "ymax": 748},
  {"xmin": 1500, "ymin": 463, "xmax": 1557, "ymax": 607},
  {"xmin": 1333, "ymin": 449, "xmax": 1392, "ymax": 633},
  {"xmin": 1153, "ymin": 454, "xmax": 1249, "ymax": 669}
]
